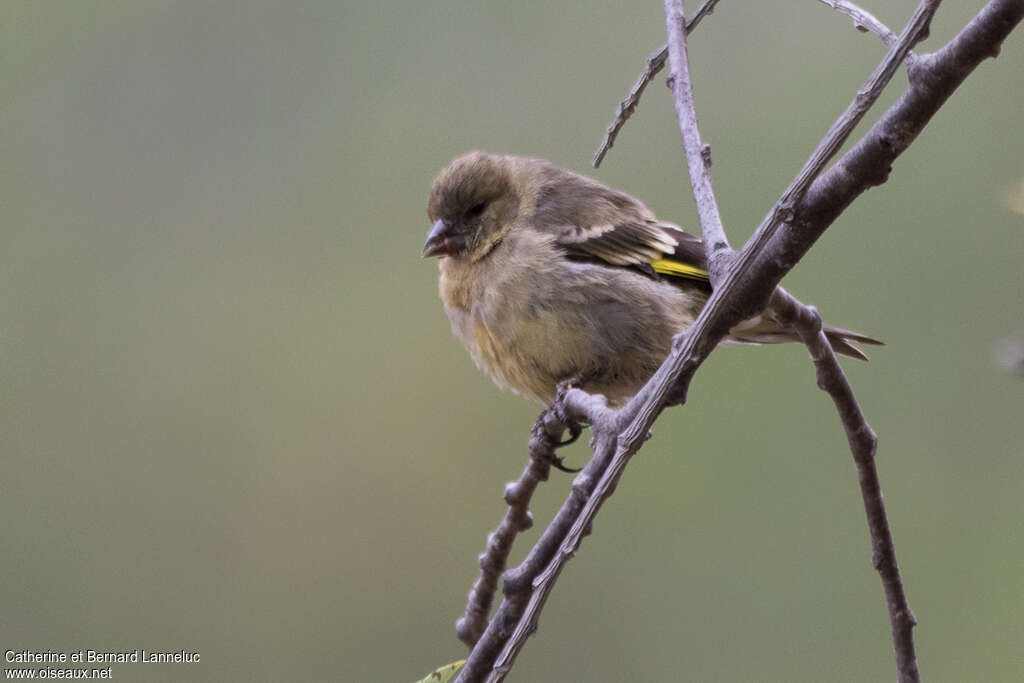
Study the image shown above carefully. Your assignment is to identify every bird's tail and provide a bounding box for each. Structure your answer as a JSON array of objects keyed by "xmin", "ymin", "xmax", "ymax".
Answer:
[
  {"xmin": 820, "ymin": 324, "xmax": 884, "ymax": 361},
  {"xmin": 726, "ymin": 316, "xmax": 884, "ymax": 361}
]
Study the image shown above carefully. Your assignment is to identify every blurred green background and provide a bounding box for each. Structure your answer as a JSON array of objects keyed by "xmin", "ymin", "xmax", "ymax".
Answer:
[{"xmin": 2, "ymin": 1, "xmax": 1022, "ymax": 681}]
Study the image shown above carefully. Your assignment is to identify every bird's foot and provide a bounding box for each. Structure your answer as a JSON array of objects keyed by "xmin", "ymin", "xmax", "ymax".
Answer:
[
  {"xmin": 542, "ymin": 377, "xmax": 591, "ymax": 473},
  {"xmin": 546, "ymin": 451, "xmax": 582, "ymax": 474},
  {"xmin": 555, "ymin": 420, "xmax": 582, "ymax": 448}
]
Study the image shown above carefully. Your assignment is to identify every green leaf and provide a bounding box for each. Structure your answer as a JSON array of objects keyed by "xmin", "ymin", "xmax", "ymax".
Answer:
[{"xmin": 413, "ymin": 660, "xmax": 465, "ymax": 683}]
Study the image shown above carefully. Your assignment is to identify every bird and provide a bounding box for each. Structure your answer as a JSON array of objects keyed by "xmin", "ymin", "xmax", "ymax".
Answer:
[{"xmin": 423, "ymin": 151, "xmax": 881, "ymax": 407}]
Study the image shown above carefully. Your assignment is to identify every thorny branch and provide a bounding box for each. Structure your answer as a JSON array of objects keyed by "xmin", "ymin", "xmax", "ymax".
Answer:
[{"xmin": 454, "ymin": 1, "xmax": 1023, "ymax": 681}]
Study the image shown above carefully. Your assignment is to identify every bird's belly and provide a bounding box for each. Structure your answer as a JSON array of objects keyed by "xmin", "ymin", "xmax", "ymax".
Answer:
[
  {"xmin": 446, "ymin": 301, "xmax": 582, "ymax": 404},
  {"xmin": 442, "ymin": 260, "xmax": 703, "ymax": 406}
]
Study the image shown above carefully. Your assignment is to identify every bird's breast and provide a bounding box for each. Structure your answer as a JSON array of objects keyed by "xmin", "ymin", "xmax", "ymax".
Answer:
[
  {"xmin": 437, "ymin": 242, "xmax": 582, "ymax": 403},
  {"xmin": 434, "ymin": 233, "xmax": 703, "ymax": 405}
]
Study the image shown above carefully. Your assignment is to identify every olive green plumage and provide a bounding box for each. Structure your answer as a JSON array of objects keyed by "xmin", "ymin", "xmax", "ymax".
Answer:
[{"xmin": 423, "ymin": 151, "xmax": 881, "ymax": 406}]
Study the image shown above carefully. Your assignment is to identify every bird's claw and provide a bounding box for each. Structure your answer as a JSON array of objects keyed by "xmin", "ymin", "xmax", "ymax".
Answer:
[
  {"xmin": 547, "ymin": 453, "xmax": 582, "ymax": 474},
  {"xmin": 545, "ymin": 420, "xmax": 583, "ymax": 473},
  {"xmin": 540, "ymin": 377, "xmax": 590, "ymax": 474},
  {"xmin": 556, "ymin": 421, "xmax": 582, "ymax": 447}
]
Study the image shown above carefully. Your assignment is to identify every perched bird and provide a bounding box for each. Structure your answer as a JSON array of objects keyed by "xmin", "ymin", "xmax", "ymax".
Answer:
[{"xmin": 423, "ymin": 151, "xmax": 881, "ymax": 407}]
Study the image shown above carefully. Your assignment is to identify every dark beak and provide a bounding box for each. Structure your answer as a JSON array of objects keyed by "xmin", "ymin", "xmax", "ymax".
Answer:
[{"xmin": 421, "ymin": 219, "xmax": 466, "ymax": 258}]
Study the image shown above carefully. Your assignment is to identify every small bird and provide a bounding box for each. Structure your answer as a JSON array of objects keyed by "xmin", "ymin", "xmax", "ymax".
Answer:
[{"xmin": 423, "ymin": 151, "xmax": 881, "ymax": 407}]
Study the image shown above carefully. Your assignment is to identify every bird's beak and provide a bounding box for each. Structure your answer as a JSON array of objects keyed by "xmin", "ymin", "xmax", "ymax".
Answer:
[{"xmin": 422, "ymin": 219, "xmax": 466, "ymax": 258}]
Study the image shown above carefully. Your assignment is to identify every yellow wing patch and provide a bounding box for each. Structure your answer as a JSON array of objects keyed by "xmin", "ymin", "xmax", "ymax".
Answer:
[{"xmin": 650, "ymin": 257, "xmax": 709, "ymax": 282}]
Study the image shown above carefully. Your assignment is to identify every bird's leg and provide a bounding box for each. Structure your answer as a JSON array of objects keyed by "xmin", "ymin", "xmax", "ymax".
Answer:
[
  {"xmin": 529, "ymin": 406, "xmax": 581, "ymax": 474},
  {"xmin": 541, "ymin": 376, "xmax": 592, "ymax": 473},
  {"xmin": 548, "ymin": 453, "xmax": 582, "ymax": 474},
  {"xmin": 555, "ymin": 421, "xmax": 583, "ymax": 448}
]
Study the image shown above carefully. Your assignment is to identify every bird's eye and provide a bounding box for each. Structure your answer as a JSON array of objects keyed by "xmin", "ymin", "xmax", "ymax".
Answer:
[{"xmin": 468, "ymin": 202, "xmax": 486, "ymax": 218}]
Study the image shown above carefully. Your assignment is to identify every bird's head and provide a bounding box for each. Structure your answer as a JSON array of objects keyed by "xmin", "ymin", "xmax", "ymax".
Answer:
[{"xmin": 424, "ymin": 151, "xmax": 520, "ymax": 261}]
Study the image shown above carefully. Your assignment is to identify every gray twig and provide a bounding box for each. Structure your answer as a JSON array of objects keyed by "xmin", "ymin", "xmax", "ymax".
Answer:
[
  {"xmin": 455, "ymin": 0, "xmax": 1024, "ymax": 681},
  {"xmin": 591, "ymin": 0, "xmax": 723, "ymax": 168},
  {"xmin": 771, "ymin": 288, "xmax": 920, "ymax": 681},
  {"xmin": 456, "ymin": 391, "xmax": 615, "ymax": 648},
  {"xmin": 454, "ymin": 414, "xmax": 553, "ymax": 646},
  {"xmin": 817, "ymin": 0, "xmax": 910, "ymax": 56},
  {"xmin": 663, "ymin": 0, "xmax": 734, "ymax": 282},
  {"xmin": 714, "ymin": 0, "xmax": 942, "ymax": 331}
]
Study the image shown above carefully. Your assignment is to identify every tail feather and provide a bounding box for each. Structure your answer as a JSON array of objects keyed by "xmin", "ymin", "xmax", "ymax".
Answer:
[
  {"xmin": 726, "ymin": 316, "xmax": 884, "ymax": 361},
  {"xmin": 823, "ymin": 324, "xmax": 884, "ymax": 361}
]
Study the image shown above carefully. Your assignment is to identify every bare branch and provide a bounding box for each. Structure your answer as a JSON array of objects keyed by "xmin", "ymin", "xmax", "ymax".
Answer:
[
  {"xmin": 592, "ymin": 0, "xmax": 723, "ymax": 168},
  {"xmin": 456, "ymin": 390, "xmax": 613, "ymax": 647},
  {"xmin": 775, "ymin": 0, "xmax": 1021, "ymax": 268},
  {"xmin": 663, "ymin": 0, "xmax": 733, "ymax": 282},
  {"xmin": 714, "ymin": 0, "xmax": 942, "ymax": 330},
  {"xmin": 487, "ymin": 421, "xmax": 642, "ymax": 681},
  {"xmin": 771, "ymin": 289, "xmax": 919, "ymax": 681},
  {"xmin": 477, "ymin": 366, "xmax": 686, "ymax": 682},
  {"xmin": 456, "ymin": 390, "xmax": 627, "ymax": 683},
  {"xmin": 455, "ymin": 418, "xmax": 552, "ymax": 646},
  {"xmin": 591, "ymin": 47, "xmax": 667, "ymax": 169},
  {"xmin": 817, "ymin": 0, "xmax": 905, "ymax": 51}
]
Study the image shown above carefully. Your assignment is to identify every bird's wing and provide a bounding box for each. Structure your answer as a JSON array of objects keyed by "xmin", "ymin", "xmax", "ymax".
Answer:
[
  {"xmin": 553, "ymin": 217, "xmax": 709, "ymax": 284},
  {"xmin": 530, "ymin": 162, "xmax": 710, "ymax": 284},
  {"xmin": 647, "ymin": 224, "xmax": 709, "ymax": 283}
]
